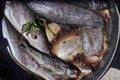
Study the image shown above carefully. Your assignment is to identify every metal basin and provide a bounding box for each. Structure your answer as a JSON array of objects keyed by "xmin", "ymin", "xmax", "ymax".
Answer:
[{"xmin": 0, "ymin": 0, "xmax": 119, "ymax": 80}]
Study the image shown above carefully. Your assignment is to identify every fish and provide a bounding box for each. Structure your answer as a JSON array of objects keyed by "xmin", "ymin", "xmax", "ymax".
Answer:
[
  {"xmin": 25, "ymin": 0, "xmax": 104, "ymax": 27},
  {"xmin": 65, "ymin": 0, "xmax": 108, "ymax": 11},
  {"xmin": 51, "ymin": 29, "xmax": 92, "ymax": 76},
  {"xmin": 2, "ymin": 18, "xmax": 81, "ymax": 80},
  {"xmin": 83, "ymin": 27, "xmax": 104, "ymax": 67},
  {"xmin": 4, "ymin": 1, "xmax": 50, "ymax": 54},
  {"xmin": 51, "ymin": 29, "xmax": 83, "ymax": 61}
]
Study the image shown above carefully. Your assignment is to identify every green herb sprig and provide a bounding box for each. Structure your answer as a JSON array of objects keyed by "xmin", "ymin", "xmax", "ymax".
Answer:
[
  {"xmin": 22, "ymin": 20, "xmax": 40, "ymax": 35},
  {"xmin": 22, "ymin": 17, "xmax": 47, "ymax": 36}
]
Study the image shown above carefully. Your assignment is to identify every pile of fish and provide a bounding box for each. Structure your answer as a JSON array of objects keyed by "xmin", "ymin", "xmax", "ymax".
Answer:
[{"xmin": 3, "ymin": 0, "xmax": 110, "ymax": 80}]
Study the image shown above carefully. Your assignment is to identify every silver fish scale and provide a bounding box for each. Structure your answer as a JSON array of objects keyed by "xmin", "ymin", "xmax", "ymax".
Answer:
[{"xmin": 26, "ymin": 0, "xmax": 104, "ymax": 27}]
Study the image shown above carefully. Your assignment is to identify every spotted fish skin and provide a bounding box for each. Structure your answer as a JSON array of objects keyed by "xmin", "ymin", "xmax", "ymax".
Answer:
[
  {"xmin": 83, "ymin": 27, "xmax": 103, "ymax": 66},
  {"xmin": 4, "ymin": 1, "xmax": 50, "ymax": 54},
  {"xmin": 2, "ymin": 18, "xmax": 81, "ymax": 80},
  {"xmin": 65, "ymin": 0, "xmax": 108, "ymax": 10},
  {"xmin": 26, "ymin": 0, "xmax": 104, "ymax": 27}
]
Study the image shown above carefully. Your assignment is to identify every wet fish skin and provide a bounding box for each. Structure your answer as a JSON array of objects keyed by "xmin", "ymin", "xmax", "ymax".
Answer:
[
  {"xmin": 21, "ymin": 40, "xmax": 80, "ymax": 78},
  {"xmin": 4, "ymin": 1, "xmax": 50, "ymax": 54},
  {"xmin": 83, "ymin": 27, "xmax": 103, "ymax": 66},
  {"xmin": 26, "ymin": 0, "xmax": 103, "ymax": 27},
  {"xmin": 51, "ymin": 29, "xmax": 83, "ymax": 61},
  {"xmin": 65, "ymin": 0, "xmax": 108, "ymax": 10},
  {"xmin": 2, "ymin": 18, "xmax": 81, "ymax": 79},
  {"xmin": 51, "ymin": 29, "xmax": 92, "ymax": 75},
  {"xmin": 2, "ymin": 18, "xmax": 58, "ymax": 80}
]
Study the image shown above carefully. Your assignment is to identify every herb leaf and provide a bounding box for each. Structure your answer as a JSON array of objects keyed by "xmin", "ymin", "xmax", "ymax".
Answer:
[
  {"xmin": 22, "ymin": 20, "xmax": 40, "ymax": 35},
  {"xmin": 22, "ymin": 22, "xmax": 31, "ymax": 33},
  {"xmin": 22, "ymin": 17, "xmax": 47, "ymax": 36},
  {"xmin": 37, "ymin": 16, "xmax": 47, "ymax": 26}
]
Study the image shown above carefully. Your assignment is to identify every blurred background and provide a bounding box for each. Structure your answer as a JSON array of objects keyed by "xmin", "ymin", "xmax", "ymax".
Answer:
[{"xmin": 0, "ymin": 0, "xmax": 120, "ymax": 80}]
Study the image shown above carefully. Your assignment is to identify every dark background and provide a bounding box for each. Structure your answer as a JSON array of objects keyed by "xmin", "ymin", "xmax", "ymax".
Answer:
[{"xmin": 0, "ymin": 0, "xmax": 120, "ymax": 80}]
